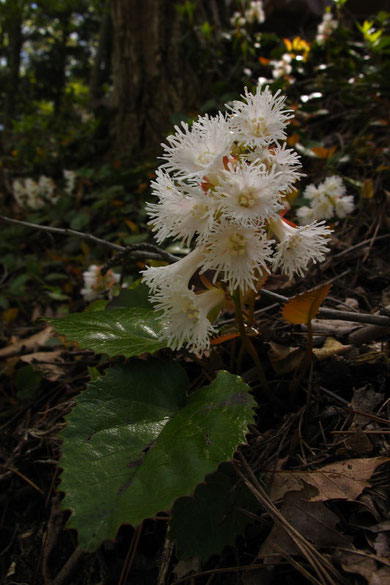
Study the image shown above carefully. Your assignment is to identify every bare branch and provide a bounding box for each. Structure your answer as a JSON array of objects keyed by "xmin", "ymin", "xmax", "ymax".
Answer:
[{"xmin": 0, "ymin": 215, "xmax": 179, "ymax": 264}]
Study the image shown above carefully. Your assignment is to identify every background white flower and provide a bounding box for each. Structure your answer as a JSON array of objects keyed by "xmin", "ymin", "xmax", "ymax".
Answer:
[
  {"xmin": 298, "ymin": 175, "xmax": 354, "ymax": 223},
  {"xmin": 81, "ymin": 265, "xmax": 121, "ymax": 301}
]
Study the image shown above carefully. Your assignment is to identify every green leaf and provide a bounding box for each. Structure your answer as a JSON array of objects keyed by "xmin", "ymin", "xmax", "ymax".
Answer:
[
  {"xmin": 70, "ymin": 212, "xmax": 90, "ymax": 231},
  {"xmin": 60, "ymin": 367, "xmax": 255, "ymax": 550},
  {"xmin": 170, "ymin": 462, "xmax": 259, "ymax": 562},
  {"xmin": 15, "ymin": 365, "xmax": 43, "ymax": 402},
  {"xmin": 49, "ymin": 308, "xmax": 166, "ymax": 357},
  {"xmin": 107, "ymin": 283, "xmax": 152, "ymax": 310}
]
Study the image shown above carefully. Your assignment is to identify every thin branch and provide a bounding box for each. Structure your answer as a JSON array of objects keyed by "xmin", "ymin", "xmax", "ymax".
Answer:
[
  {"xmin": 331, "ymin": 233, "xmax": 390, "ymax": 260},
  {"xmin": 260, "ymin": 289, "xmax": 390, "ymax": 328},
  {"xmin": 3, "ymin": 214, "xmax": 389, "ymax": 328},
  {"xmin": 0, "ymin": 215, "xmax": 179, "ymax": 264}
]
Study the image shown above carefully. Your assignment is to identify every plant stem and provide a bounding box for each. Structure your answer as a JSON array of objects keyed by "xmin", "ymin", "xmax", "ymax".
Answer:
[
  {"xmin": 290, "ymin": 319, "xmax": 314, "ymax": 405},
  {"xmin": 233, "ymin": 290, "xmax": 281, "ymax": 408}
]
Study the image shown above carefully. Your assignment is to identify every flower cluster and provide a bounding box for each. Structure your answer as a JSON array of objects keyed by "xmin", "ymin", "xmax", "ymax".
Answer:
[
  {"xmin": 297, "ymin": 175, "xmax": 354, "ymax": 224},
  {"xmin": 316, "ymin": 12, "xmax": 338, "ymax": 44},
  {"xmin": 231, "ymin": 0, "xmax": 265, "ymax": 28},
  {"xmin": 143, "ymin": 82, "xmax": 332, "ymax": 353},
  {"xmin": 12, "ymin": 170, "xmax": 77, "ymax": 209},
  {"xmin": 270, "ymin": 53, "xmax": 293, "ymax": 80},
  {"xmin": 81, "ymin": 265, "xmax": 121, "ymax": 301}
]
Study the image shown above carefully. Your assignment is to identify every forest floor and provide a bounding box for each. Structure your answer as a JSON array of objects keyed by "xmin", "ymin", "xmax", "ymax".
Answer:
[{"xmin": 0, "ymin": 203, "xmax": 389, "ymax": 585}]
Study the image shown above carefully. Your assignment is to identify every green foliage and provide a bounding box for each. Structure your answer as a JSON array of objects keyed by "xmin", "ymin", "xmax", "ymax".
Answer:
[
  {"xmin": 50, "ymin": 308, "xmax": 167, "ymax": 358},
  {"xmin": 170, "ymin": 462, "xmax": 259, "ymax": 561},
  {"xmin": 14, "ymin": 364, "xmax": 43, "ymax": 402},
  {"xmin": 60, "ymin": 365, "xmax": 255, "ymax": 551}
]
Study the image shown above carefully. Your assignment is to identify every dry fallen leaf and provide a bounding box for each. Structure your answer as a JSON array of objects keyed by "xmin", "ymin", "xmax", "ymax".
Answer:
[
  {"xmin": 311, "ymin": 145, "xmax": 337, "ymax": 159},
  {"xmin": 0, "ymin": 327, "xmax": 53, "ymax": 358},
  {"xmin": 311, "ymin": 318, "xmax": 361, "ymax": 337},
  {"xmin": 334, "ymin": 550, "xmax": 390, "ymax": 585},
  {"xmin": 269, "ymin": 457, "xmax": 390, "ymax": 503},
  {"xmin": 259, "ymin": 490, "xmax": 349, "ymax": 559},
  {"xmin": 350, "ymin": 387, "xmax": 385, "ymax": 426},
  {"xmin": 268, "ymin": 342, "xmax": 305, "ymax": 374},
  {"xmin": 20, "ymin": 349, "xmax": 65, "ymax": 381},
  {"xmin": 281, "ymin": 284, "xmax": 331, "ymax": 325},
  {"xmin": 312, "ymin": 336, "xmax": 353, "ymax": 361}
]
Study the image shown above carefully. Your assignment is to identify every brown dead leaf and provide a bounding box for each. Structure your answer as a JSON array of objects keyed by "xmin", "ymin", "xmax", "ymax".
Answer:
[
  {"xmin": 312, "ymin": 336, "xmax": 352, "ymax": 361},
  {"xmin": 269, "ymin": 457, "xmax": 390, "ymax": 503},
  {"xmin": 20, "ymin": 349, "xmax": 65, "ymax": 382},
  {"xmin": 344, "ymin": 428, "xmax": 373, "ymax": 456},
  {"xmin": 0, "ymin": 327, "xmax": 53, "ymax": 358},
  {"xmin": 350, "ymin": 387, "xmax": 385, "ymax": 426},
  {"xmin": 334, "ymin": 550, "xmax": 390, "ymax": 585},
  {"xmin": 281, "ymin": 284, "xmax": 331, "ymax": 325},
  {"xmin": 259, "ymin": 490, "xmax": 349, "ymax": 559},
  {"xmin": 311, "ymin": 145, "xmax": 337, "ymax": 159},
  {"xmin": 311, "ymin": 317, "xmax": 361, "ymax": 337},
  {"xmin": 268, "ymin": 342, "xmax": 305, "ymax": 374}
]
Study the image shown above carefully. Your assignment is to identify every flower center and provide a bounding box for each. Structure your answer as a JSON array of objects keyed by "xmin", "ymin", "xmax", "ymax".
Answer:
[
  {"xmin": 197, "ymin": 151, "xmax": 215, "ymax": 166},
  {"xmin": 250, "ymin": 115, "xmax": 268, "ymax": 137},
  {"xmin": 238, "ymin": 188, "xmax": 257, "ymax": 208},
  {"xmin": 286, "ymin": 234, "xmax": 302, "ymax": 251},
  {"xmin": 228, "ymin": 233, "xmax": 246, "ymax": 256},
  {"xmin": 182, "ymin": 298, "xmax": 199, "ymax": 321},
  {"xmin": 191, "ymin": 202, "xmax": 209, "ymax": 219}
]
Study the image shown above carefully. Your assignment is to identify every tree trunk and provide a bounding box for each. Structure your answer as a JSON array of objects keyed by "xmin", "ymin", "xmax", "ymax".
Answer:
[
  {"xmin": 90, "ymin": 0, "xmax": 112, "ymax": 106},
  {"xmin": 3, "ymin": 6, "xmax": 23, "ymax": 134},
  {"xmin": 109, "ymin": 0, "xmax": 227, "ymax": 159}
]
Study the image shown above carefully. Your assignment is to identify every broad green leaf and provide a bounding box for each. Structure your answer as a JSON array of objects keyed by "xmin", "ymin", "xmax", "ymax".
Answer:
[
  {"xmin": 60, "ymin": 367, "xmax": 255, "ymax": 551},
  {"xmin": 107, "ymin": 283, "xmax": 152, "ymax": 310},
  {"xmin": 170, "ymin": 462, "xmax": 259, "ymax": 562},
  {"xmin": 49, "ymin": 308, "xmax": 166, "ymax": 357}
]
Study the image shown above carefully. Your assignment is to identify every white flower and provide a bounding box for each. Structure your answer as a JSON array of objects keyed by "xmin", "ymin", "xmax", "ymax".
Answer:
[
  {"xmin": 296, "ymin": 205, "xmax": 316, "ymax": 224},
  {"xmin": 321, "ymin": 175, "xmax": 345, "ymax": 197},
  {"xmin": 24, "ymin": 178, "xmax": 45, "ymax": 209},
  {"xmin": 334, "ymin": 195, "xmax": 355, "ymax": 218},
  {"xmin": 316, "ymin": 12, "xmax": 337, "ymax": 44},
  {"xmin": 215, "ymin": 161, "xmax": 284, "ymax": 226},
  {"xmin": 142, "ymin": 247, "xmax": 205, "ymax": 293},
  {"xmin": 12, "ymin": 179, "xmax": 26, "ymax": 206},
  {"xmin": 147, "ymin": 171, "xmax": 216, "ymax": 244},
  {"xmin": 63, "ymin": 170, "xmax": 77, "ymax": 195},
  {"xmin": 231, "ymin": 11, "xmax": 246, "ymax": 28},
  {"xmin": 151, "ymin": 285, "xmax": 225, "ymax": 354},
  {"xmin": 311, "ymin": 193, "xmax": 335, "ymax": 220},
  {"xmin": 160, "ymin": 113, "xmax": 233, "ymax": 181},
  {"xmin": 298, "ymin": 176, "xmax": 354, "ymax": 222},
  {"xmin": 245, "ymin": 1, "xmax": 265, "ymax": 25},
  {"xmin": 272, "ymin": 217, "xmax": 332, "ymax": 278},
  {"xmin": 81, "ymin": 265, "xmax": 120, "ymax": 301},
  {"xmin": 271, "ymin": 53, "xmax": 292, "ymax": 79},
  {"xmin": 303, "ymin": 183, "xmax": 322, "ymax": 200},
  {"xmin": 228, "ymin": 83, "xmax": 294, "ymax": 147},
  {"xmin": 201, "ymin": 221, "xmax": 274, "ymax": 293},
  {"xmin": 251, "ymin": 144, "xmax": 303, "ymax": 191},
  {"xmin": 38, "ymin": 175, "xmax": 56, "ymax": 198}
]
